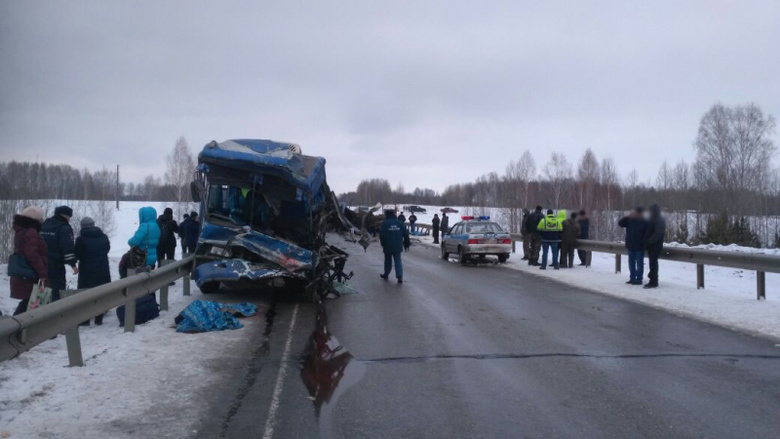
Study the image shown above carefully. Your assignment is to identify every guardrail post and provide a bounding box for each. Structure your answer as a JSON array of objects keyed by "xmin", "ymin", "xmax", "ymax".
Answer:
[
  {"xmin": 512, "ymin": 240, "xmax": 516, "ymax": 253},
  {"xmin": 124, "ymin": 297, "xmax": 136, "ymax": 333},
  {"xmin": 757, "ymin": 271, "xmax": 766, "ymax": 300},
  {"xmin": 159, "ymin": 259, "xmax": 172, "ymax": 311},
  {"xmin": 614, "ymin": 254, "xmax": 621, "ymax": 273},
  {"xmin": 696, "ymin": 264, "xmax": 705, "ymax": 289},
  {"xmin": 183, "ymin": 272, "xmax": 191, "ymax": 296},
  {"xmin": 586, "ymin": 251, "xmax": 592, "ymax": 267},
  {"xmin": 64, "ymin": 326, "xmax": 84, "ymax": 367}
]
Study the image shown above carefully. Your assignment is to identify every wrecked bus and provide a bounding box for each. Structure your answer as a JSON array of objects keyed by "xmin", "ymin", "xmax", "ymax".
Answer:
[{"xmin": 189, "ymin": 139, "xmax": 355, "ymax": 301}]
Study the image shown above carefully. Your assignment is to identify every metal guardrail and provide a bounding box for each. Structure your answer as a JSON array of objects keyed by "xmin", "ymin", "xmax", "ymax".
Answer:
[
  {"xmin": 415, "ymin": 223, "xmax": 779, "ymax": 300},
  {"xmin": 0, "ymin": 256, "xmax": 194, "ymax": 366}
]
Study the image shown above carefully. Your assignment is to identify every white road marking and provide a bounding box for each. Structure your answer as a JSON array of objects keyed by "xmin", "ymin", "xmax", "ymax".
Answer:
[{"xmin": 262, "ymin": 303, "xmax": 300, "ymax": 439}]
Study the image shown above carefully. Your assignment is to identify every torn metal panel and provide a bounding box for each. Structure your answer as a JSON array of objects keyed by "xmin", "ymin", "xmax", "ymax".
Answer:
[{"xmin": 193, "ymin": 259, "xmax": 297, "ymax": 288}]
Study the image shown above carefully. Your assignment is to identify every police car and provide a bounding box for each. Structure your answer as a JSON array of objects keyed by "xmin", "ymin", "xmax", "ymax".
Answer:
[{"xmin": 441, "ymin": 216, "xmax": 512, "ymax": 264}]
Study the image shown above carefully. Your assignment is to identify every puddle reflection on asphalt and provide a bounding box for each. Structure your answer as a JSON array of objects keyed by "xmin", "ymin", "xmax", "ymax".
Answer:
[{"xmin": 300, "ymin": 308, "xmax": 365, "ymax": 437}]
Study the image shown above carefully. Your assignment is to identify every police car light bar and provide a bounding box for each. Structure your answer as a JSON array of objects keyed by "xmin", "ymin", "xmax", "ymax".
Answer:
[
  {"xmin": 478, "ymin": 215, "xmax": 490, "ymax": 220},
  {"xmin": 461, "ymin": 216, "xmax": 474, "ymax": 220}
]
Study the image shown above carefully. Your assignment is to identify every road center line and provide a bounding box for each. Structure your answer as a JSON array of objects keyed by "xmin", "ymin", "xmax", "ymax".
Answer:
[{"xmin": 262, "ymin": 303, "xmax": 300, "ymax": 439}]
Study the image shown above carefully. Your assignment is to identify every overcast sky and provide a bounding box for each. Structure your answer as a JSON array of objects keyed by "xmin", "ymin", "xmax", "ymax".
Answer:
[{"xmin": 1, "ymin": 1, "xmax": 778, "ymax": 193}]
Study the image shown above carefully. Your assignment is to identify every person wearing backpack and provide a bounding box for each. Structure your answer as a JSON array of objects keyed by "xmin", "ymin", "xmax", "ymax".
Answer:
[
  {"xmin": 41, "ymin": 205, "xmax": 78, "ymax": 302},
  {"xmin": 9, "ymin": 207, "xmax": 49, "ymax": 315},
  {"xmin": 128, "ymin": 206, "xmax": 161, "ymax": 268},
  {"xmin": 75, "ymin": 217, "xmax": 111, "ymax": 325}
]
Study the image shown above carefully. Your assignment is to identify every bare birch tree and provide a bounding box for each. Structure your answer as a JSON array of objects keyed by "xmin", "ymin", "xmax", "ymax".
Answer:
[{"xmin": 165, "ymin": 136, "xmax": 196, "ymax": 218}]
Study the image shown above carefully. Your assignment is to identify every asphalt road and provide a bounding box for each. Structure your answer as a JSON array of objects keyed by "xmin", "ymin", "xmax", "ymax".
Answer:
[{"xmin": 194, "ymin": 237, "xmax": 780, "ymax": 439}]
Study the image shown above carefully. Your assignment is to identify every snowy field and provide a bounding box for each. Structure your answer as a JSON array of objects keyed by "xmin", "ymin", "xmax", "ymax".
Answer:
[{"xmin": 0, "ymin": 201, "xmax": 267, "ymax": 438}]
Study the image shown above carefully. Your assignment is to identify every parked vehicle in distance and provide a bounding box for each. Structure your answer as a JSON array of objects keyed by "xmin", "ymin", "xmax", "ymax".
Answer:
[
  {"xmin": 403, "ymin": 205, "xmax": 427, "ymax": 213},
  {"xmin": 441, "ymin": 216, "xmax": 511, "ymax": 264},
  {"xmin": 189, "ymin": 138, "xmax": 354, "ymax": 300},
  {"xmin": 440, "ymin": 207, "xmax": 459, "ymax": 213}
]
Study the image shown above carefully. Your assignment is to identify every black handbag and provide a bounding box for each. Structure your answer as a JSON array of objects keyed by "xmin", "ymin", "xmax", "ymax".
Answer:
[
  {"xmin": 7, "ymin": 231, "xmax": 39, "ymax": 281},
  {"xmin": 8, "ymin": 252, "xmax": 38, "ymax": 281},
  {"xmin": 129, "ymin": 246, "xmax": 147, "ymax": 268}
]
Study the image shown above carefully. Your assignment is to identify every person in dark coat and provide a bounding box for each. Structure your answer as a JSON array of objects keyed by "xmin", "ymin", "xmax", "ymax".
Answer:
[
  {"xmin": 432, "ymin": 214, "xmax": 440, "ymax": 244},
  {"xmin": 618, "ymin": 207, "xmax": 648, "ymax": 285},
  {"xmin": 520, "ymin": 209, "xmax": 531, "ymax": 260},
  {"xmin": 408, "ymin": 213, "xmax": 418, "ymax": 234},
  {"xmin": 560, "ymin": 212, "xmax": 580, "ymax": 268},
  {"xmin": 119, "ymin": 251, "xmax": 131, "ymax": 279},
  {"xmin": 41, "ymin": 205, "xmax": 78, "ymax": 302},
  {"xmin": 397, "ymin": 212, "xmax": 406, "ymax": 224},
  {"xmin": 379, "ymin": 210, "xmax": 410, "ymax": 283},
  {"xmin": 179, "ymin": 213, "xmax": 190, "ymax": 249},
  {"xmin": 10, "ymin": 206, "xmax": 49, "ymax": 315},
  {"xmin": 156, "ymin": 207, "xmax": 179, "ymax": 267},
  {"xmin": 577, "ymin": 210, "xmax": 590, "ymax": 266},
  {"xmin": 74, "ymin": 217, "xmax": 111, "ymax": 325},
  {"xmin": 181, "ymin": 211, "xmax": 200, "ymax": 254},
  {"xmin": 440, "ymin": 213, "xmax": 449, "ymax": 238},
  {"xmin": 644, "ymin": 204, "xmax": 666, "ymax": 289},
  {"xmin": 525, "ymin": 206, "xmax": 545, "ymax": 266}
]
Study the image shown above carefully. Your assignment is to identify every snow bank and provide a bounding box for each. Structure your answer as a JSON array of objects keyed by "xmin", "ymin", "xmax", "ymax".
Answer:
[{"xmin": 0, "ymin": 201, "xmax": 259, "ymax": 438}]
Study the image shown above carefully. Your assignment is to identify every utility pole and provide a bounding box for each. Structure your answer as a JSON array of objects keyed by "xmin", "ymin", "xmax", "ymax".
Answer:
[{"xmin": 116, "ymin": 164, "xmax": 120, "ymax": 210}]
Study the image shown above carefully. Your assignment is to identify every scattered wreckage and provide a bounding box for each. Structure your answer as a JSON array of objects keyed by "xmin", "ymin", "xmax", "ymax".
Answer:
[{"xmin": 189, "ymin": 139, "xmax": 361, "ymax": 301}]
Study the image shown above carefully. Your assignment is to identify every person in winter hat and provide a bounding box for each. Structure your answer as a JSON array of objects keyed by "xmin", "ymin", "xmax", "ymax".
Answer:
[
  {"xmin": 560, "ymin": 211, "xmax": 580, "ymax": 268},
  {"xmin": 41, "ymin": 205, "xmax": 78, "ymax": 302},
  {"xmin": 577, "ymin": 210, "xmax": 590, "ymax": 266},
  {"xmin": 75, "ymin": 217, "xmax": 111, "ymax": 325},
  {"xmin": 644, "ymin": 204, "xmax": 666, "ymax": 289},
  {"xmin": 520, "ymin": 208, "xmax": 531, "ymax": 260},
  {"xmin": 379, "ymin": 210, "xmax": 410, "ymax": 283},
  {"xmin": 618, "ymin": 207, "xmax": 648, "ymax": 285},
  {"xmin": 156, "ymin": 207, "xmax": 179, "ymax": 267},
  {"xmin": 129, "ymin": 206, "xmax": 161, "ymax": 267},
  {"xmin": 10, "ymin": 206, "xmax": 49, "ymax": 315},
  {"xmin": 408, "ymin": 213, "xmax": 418, "ymax": 234},
  {"xmin": 536, "ymin": 209, "xmax": 564, "ymax": 270},
  {"xmin": 440, "ymin": 213, "xmax": 449, "ymax": 237},
  {"xmin": 432, "ymin": 214, "xmax": 441, "ymax": 244},
  {"xmin": 525, "ymin": 206, "xmax": 545, "ymax": 266}
]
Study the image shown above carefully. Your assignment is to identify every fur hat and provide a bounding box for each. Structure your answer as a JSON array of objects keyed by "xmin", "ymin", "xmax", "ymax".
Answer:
[
  {"xmin": 55, "ymin": 205, "xmax": 73, "ymax": 218},
  {"xmin": 19, "ymin": 206, "xmax": 45, "ymax": 223},
  {"xmin": 80, "ymin": 216, "xmax": 95, "ymax": 228}
]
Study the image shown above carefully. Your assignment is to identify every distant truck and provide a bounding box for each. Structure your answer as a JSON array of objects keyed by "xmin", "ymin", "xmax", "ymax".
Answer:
[{"xmin": 189, "ymin": 139, "xmax": 354, "ymax": 300}]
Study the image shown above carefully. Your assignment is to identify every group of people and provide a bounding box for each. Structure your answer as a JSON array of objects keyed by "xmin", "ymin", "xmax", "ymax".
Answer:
[
  {"xmin": 8, "ymin": 204, "xmax": 200, "ymax": 319},
  {"xmin": 430, "ymin": 212, "xmax": 449, "ymax": 244},
  {"xmin": 520, "ymin": 204, "xmax": 666, "ymax": 288},
  {"xmin": 396, "ymin": 211, "xmax": 419, "ymax": 234}
]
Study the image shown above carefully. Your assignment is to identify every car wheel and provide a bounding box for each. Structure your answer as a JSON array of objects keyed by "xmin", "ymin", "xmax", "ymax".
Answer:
[
  {"xmin": 498, "ymin": 253, "xmax": 509, "ymax": 263},
  {"xmin": 199, "ymin": 281, "xmax": 220, "ymax": 294},
  {"xmin": 458, "ymin": 247, "xmax": 469, "ymax": 264},
  {"xmin": 441, "ymin": 245, "xmax": 450, "ymax": 260}
]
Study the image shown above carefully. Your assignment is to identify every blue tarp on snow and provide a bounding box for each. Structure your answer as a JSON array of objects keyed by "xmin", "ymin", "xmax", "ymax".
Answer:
[{"xmin": 175, "ymin": 300, "xmax": 258, "ymax": 333}]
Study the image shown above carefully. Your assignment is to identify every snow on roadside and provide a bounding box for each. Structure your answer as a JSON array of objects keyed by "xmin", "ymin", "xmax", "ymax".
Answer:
[
  {"xmin": 412, "ymin": 233, "xmax": 780, "ymax": 341},
  {"xmin": 0, "ymin": 201, "xmax": 259, "ymax": 438}
]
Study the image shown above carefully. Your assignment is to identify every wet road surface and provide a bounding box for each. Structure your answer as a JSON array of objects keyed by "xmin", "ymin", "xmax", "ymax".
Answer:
[{"xmin": 194, "ymin": 239, "xmax": 780, "ymax": 438}]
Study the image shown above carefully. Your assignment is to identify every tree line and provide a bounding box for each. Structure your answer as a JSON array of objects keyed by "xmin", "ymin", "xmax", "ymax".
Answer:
[{"xmin": 340, "ymin": 103, "xmax": 780, "ymax": 247}]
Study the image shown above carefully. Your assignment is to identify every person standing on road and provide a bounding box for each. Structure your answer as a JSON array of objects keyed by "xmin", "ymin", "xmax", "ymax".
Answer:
[
  {"xmin": 537, "ymin": 209, "xmax": 564, "ymax": 270},
  {"xmin": 379, "ymin": 210, "xmax": 410, "ymax": 284},
  {"xmin": 10, "ymin": 206, "xmax": 49, "ymax": 315},
  {"xmin": 408, "ymin": 213, "xmax": 418, "ymax": 234},
  {"xmin": 156, "ymin": 207, "xmax": 179, "ymax": 267},
  {"xmin": 644, "ymin": 204, "xmax": 666, "ymax": 289},
  {"xmin": 520, "ymin": 209, "xmax": 531, "ymax": 260},
  {"xmin": 525, "ymin": 206, "xmax": 544, "ymax": 266},
  {"xmin": 577, "ymin": 210, "xmax": 590, "ymax": 266},
  {"xmin": 74, "ymin": 217, "xmax": 111, "ymax": 325},
  {"xmin": 432, "ymin": 214, "xmax": 440, "ymax": 244},
  {"xmin": 41, "ymin": 205, "xmax": 78, "ymax": 302},
  {"xmin": 129, "ymin": 206, "xmax": 161, "ymax": 269},
  {"xmin": 397, "ymin": 211, "xmax": 406, "ymax": 225},
  {"xmin": 181, "ymin": 211, "xmax": 200, "ymax": 255},
  {"xmin": 441, "ymin": 213, "xmax": 449, "ymax": 238},
  {"xmin": 618, "ymin": 207, "xmax": 648, "ymax": 285},
  {"xmin": 560, "ymin": 212, "xmax": 580, "ymax": 268}
]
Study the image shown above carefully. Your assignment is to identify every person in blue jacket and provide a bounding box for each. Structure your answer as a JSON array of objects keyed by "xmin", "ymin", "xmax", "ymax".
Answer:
[
  {"xmin": 75, "ymin": 216, "xmax": 111, "ymax": 325},
  {"xmin": 618, "ymin": 206, "xmax": 648, "ymax": 285},
  {"xmin": 379, "ymin": 210, "xmax": 410, "ymax": 283},
  {"xmin": 128, "ymin": 206, "xmax": 161, "ymax": 268}
]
